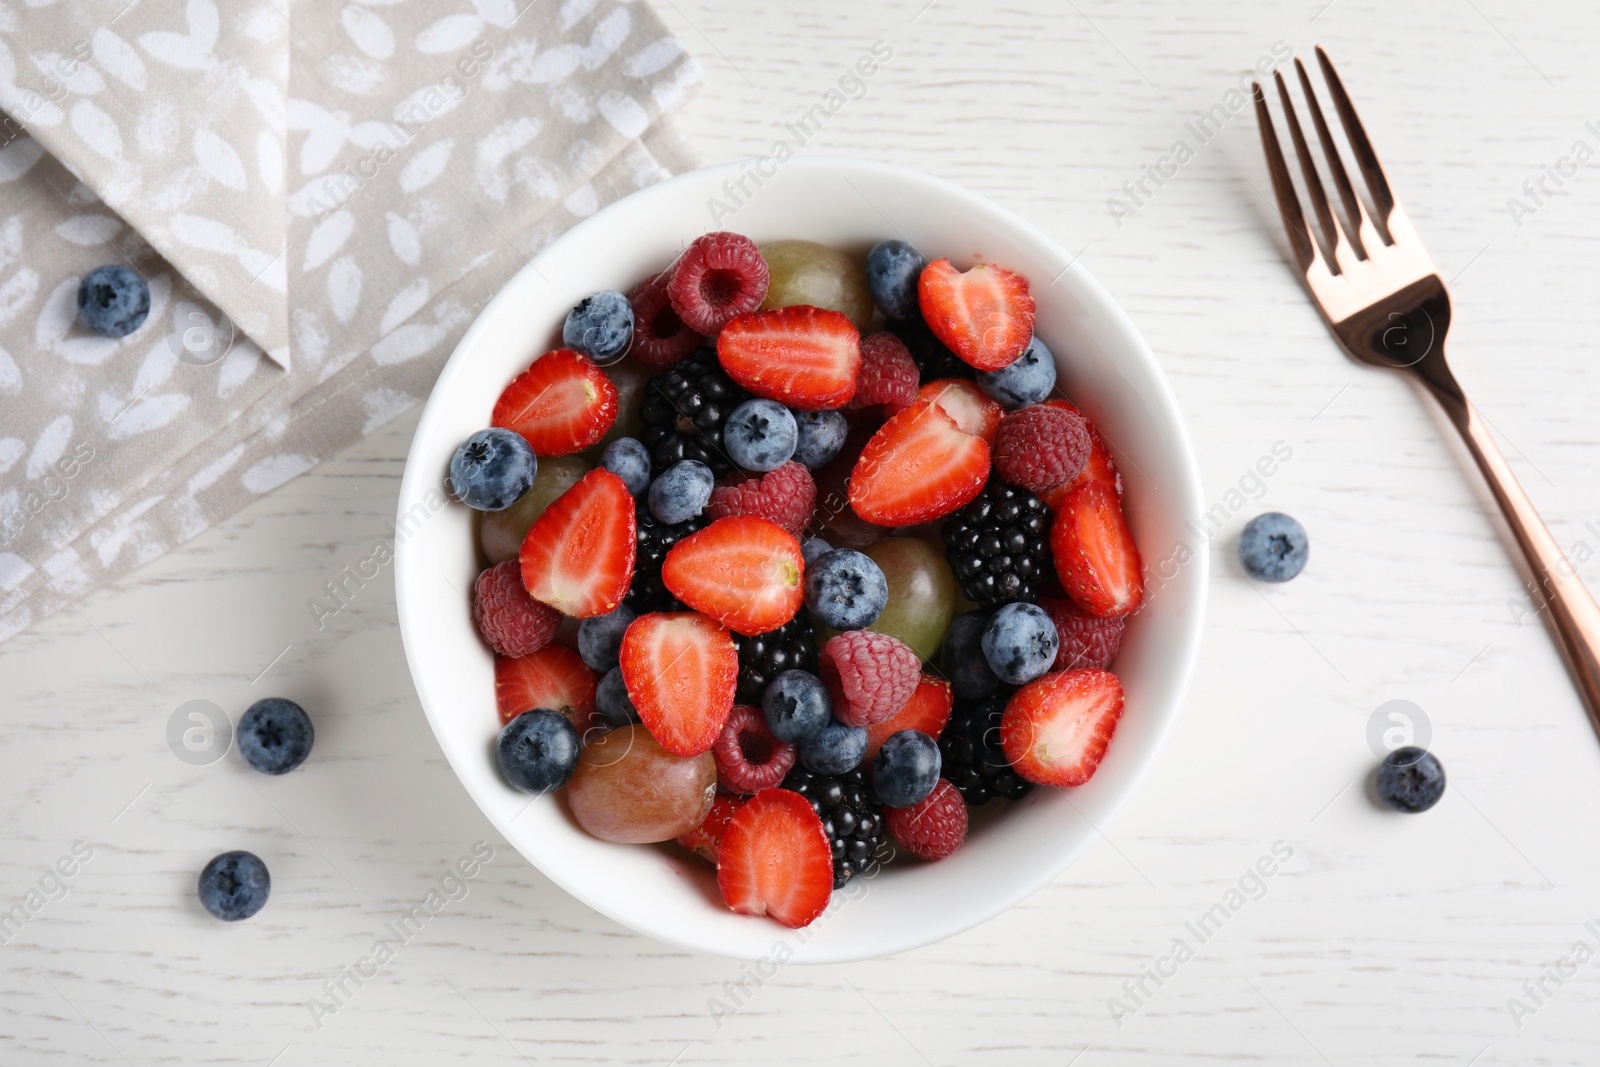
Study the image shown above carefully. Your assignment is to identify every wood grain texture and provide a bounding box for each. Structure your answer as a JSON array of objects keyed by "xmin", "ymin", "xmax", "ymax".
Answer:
[{"xmin": 5, "ymin": 0, "xmax": 1600, "ymax": 1063}]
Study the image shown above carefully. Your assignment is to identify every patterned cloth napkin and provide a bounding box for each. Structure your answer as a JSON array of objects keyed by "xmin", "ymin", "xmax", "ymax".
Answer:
[{"xmin": 0, "ymin": 0, "xmax": 701, "ymax": 642}]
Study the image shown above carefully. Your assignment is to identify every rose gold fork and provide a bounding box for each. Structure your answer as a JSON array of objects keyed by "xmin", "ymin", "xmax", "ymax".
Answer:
[{"xmin": 1253, "ymin": 46, "xmax": 1600, "ymax": 739}]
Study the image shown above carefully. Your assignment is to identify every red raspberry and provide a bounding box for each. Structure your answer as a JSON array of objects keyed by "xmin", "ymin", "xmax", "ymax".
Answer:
[
  {"xmin": 1039, "ymin": 596, "xmax": 1126, "ymax": 671},
  {"xmin": 993, "ymin": 404, "xmax": 1091, "ymax": 494},
  {"xmin": 712, "ymin": 704, "xmax": 797, "ymax": 794},
  {"xmin": 706, "ymin": 461, "xmax": 816, "ymax": 536},
  {"xmin": 820, "ymin": 630, "xmax": 920, "ymax": 727},
  {"xmin": 628, "ymin": 271, "xmax": 704, "ymax": 370},
  {"xmin": 885, "ymin": 778, "xmax": 967, "ymax": 860},
  {"xmin": 472, "ymin": 561, "xmax": 560, "ymax": 657},
  {"xmin": 847, "ymin": 332, "xmax": 919, "ymax": 415},
  {"xmin": 667, "ymin": 232, "xmax": 770, "ymax": 335}
]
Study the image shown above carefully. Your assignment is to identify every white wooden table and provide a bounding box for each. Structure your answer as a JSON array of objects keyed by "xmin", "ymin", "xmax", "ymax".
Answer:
[{"xmin": 6, "ymin": 1, "xmax": 1600, "ymax": 1063}]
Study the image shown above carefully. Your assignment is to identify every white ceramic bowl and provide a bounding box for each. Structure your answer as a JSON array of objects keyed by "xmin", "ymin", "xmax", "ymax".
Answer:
[{"xmin": 396, "ymin": 158, "xmax": 1206, "ymax": 963}]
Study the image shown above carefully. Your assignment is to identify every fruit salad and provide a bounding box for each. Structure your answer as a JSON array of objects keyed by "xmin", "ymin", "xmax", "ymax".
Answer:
[{"xmin": 450, "ymin": 232, "xmax": 1145, "ymax": 929}]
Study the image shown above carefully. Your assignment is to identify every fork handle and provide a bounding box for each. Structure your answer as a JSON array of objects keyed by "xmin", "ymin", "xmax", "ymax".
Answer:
[{"xmin": 1434, "ymin": 388, "xmax": 1600, "ymax": 733}]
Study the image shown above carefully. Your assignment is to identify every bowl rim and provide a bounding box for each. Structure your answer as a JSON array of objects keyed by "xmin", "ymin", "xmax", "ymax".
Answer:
[{"xmin": 396, "ymin": 156, "xmax": 1208, "ymax": 961}]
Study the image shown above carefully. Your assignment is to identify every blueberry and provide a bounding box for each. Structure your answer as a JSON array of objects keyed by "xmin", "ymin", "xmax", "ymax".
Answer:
[
  {"xmin": 237, "ymin": 698, "xmax": 314, "ymax": 775},
  {"xmin": 1238, "ymin": 512, "xmax": 1309, "ymax": 582},
  {"xmin": 804, "ymin": 549, "xmax": 889, "ymax": 630},
  {"xmin": 799, "ymin": 717, "xmax": 867, "ymax": 774},
  {"xmin": 800, "ymin": 536, "xmax": 833, "ymax": 567},
  {"xmin": 578, "ymin": 604, "xmax": 636, "ymax": 672},
  {"xmin": 648, "ymin": 459, "xmax": 714, "ymax": 525},
  {"xmin": 873, "ymin": 730, "xmax": 942, "ymax": 808},
  {"xmin": 450, "ymin": 428, "xmax": 537, "ymax": 511},
  {"xmin": 496, "ymin": 709, "xmax": 581, "ymax": 794},
  {"xmin": 602, "ymin": 437, "xmax": 652, "ymax": 497},
  {"xmin": 762, "ymin": 669, "xmax": 833, "ymax": 744},
  {"xmin": 77, "ymin": 265, "xmax": 150, "ymax": 338},
  {"xmin": 723, "ymin": 399, "xmax": 798, "ymax": 472},
  {"xmin": 978, "ymin": 335, "xmax": 1057, "ymax": 409},
  {"xmin": 1376, "ymin": 747, "xmax": 1446, "ymax": 813},
  {"xmin": 866, "ymin": 239, "xmax": 926, "ymax": 321},
  {"xmin": 792, "ymin": 409, "xmax": 848, "ymax": 469},
  {"xmin": 943, "ymin": 611, "xmax": 1000, "ymax": 699},
  {"xmin": 981, "ymin": 603, "xmax": 1059, "ymax": 685},
  {"xmin": 197, "ymin": 850, "xmax": 270, "ymax": 922},
  {"xmin": 595, "ymin": 667, "xmax": 641, "ymax": 727},
  {"xmin": 562, "ymin": 289, "xmax": 633, "ymax": 362}
]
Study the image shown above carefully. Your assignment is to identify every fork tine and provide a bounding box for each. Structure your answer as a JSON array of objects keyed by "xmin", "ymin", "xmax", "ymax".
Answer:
[
  {"xmin": 1294, "ymin": 56, "xmax": 1368, "ymax": 260},
  {"xmin": 1251, "ymin": 81, "xmax": 1321, "ymax": 275},
  {"xmin": 1272, "ymin": 68, "xmax": 1345, "ymax": 273},
  {"xmin": 1316, "ymin": 45, "xmax": 1396, "ymax": 242}
]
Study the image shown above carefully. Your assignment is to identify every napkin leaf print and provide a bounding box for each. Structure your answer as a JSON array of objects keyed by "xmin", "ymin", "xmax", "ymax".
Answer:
[
  {"xmin": 69, "ymin": 100, "xmax": 123, "ymax": 161},
  {"xmin": 416, "ymin": 14, "xmax": 485, "ymax": 55},
  {"xmin": 89, "ymin": 28, "xmax": 148, "ymax": 92},
  {"xmin": 138, "ymin": 0, "xmax": 221, "ymax": 72},
  {"xmin": 194, "ymin": 129, "xmax": 249, "ymax": 192},
  {"xmin": 341, "ymin": 6, "xmax": 397, "ymax": 62}
]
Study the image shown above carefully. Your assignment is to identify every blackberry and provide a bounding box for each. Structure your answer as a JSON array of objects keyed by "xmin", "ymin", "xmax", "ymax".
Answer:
[
  {"xmin": 638, "ymin": 348, "xmax": 748, "ymax": 476},
  {"xmin": 624, "ymin": 501, "xmax": 706, "ymax": 612},
  {"xmin": 733, "ymin": 614, "xmax": 819, "ymax": 704},
  {"xmin": 942, "ymin": 481, "xmax": 1051, "ymax": 609},
  {"xmin": 889, "ymin": 314, "xmax": 972, "ymax": 383},
  {"xmin": 940, "ymin": 694, "xmax": 1031, "ymax": 805},
  {"xmin": 783, "ymin": 766, "xmax": 883, "ymax": 888}
]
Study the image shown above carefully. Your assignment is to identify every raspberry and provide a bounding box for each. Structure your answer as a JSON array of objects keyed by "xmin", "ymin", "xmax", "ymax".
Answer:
[
  {"xmin": 667, "ymin": 232, "xmax": 770, "ymax": 335},
  {"xmin": 884, "ymin": 778, "xmax": 967, "ymax": 860},
  {"xmin": 628, "ymin": 272, "xmax": 704, "ymax": 370},
  {"xmin": 706, "ymin": 461, "xmax": 816, "ymax": 536},
  {"xmin": 1040, "ymin": 596, "xmax": 1125, "ymax": 671},
  {"xmin": 993, "ymin": 404, "xmax": 1091, "ymax": 494},
  {"xmin": 819, "ymin": 630, "xmax": 920, "ymax": 727},
  {"xmin": 473, "ymin": 561, "xmax": 560, "ymax": 657},
  {"xmin": 713, "ymin": 704, "xmax": 797, "ymax": 794},
  {"xmin": 847, "ymin": 332, "xmax": 919, "ymax": 415}
]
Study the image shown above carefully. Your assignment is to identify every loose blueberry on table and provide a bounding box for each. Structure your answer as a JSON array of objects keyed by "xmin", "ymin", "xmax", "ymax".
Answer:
[
  {"xmin": 454, "ymin": 231, "xmax": 1147, "ymax": 928},
  {"xmin": 1238, "ymin": 511, "xmax": 1309, "ymax": 582},
  {"xmin": 237, "ymin": 698, "xmax": 314, "ymax": 776},
  {"xmin": 1376, "ymin": 746, "xmax": 1446, "ymax": 813},
  {"xmin": 197, "ymin": 850, "xmax": 271, "ymax": 922}
]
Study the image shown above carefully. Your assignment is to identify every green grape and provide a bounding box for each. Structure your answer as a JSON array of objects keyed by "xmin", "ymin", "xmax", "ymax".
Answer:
[
  {"xmin": 758, "ymin": 240, "xmax": 874, "ymax": 330},
  {"xmin": 862, "ymin": 536, "xmax": 958, "ymax": 662}
]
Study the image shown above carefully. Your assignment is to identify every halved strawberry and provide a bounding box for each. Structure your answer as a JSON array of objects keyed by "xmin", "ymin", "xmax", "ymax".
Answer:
[
  {"xmin": 1000, "ymin": 669, "xmax": 1124, "ymax": 786},
  {"xmin": 519, "ymin": 469, "xmax": 636, "ymax": 618},
  {"xmin": 494, "ymin": 646, "xmax": 597, "ymax": 731},
  {"xmin": 715, "ymin": 788, "xmax": 833, "ymax": 928},
  {"xmin": 492, "ymin": 348, "xmax": 618, "ymax": 456},
  {"xmin": 1050, "ymin": 481, "xmax": 1144, "ymax": 617},
  {"xmin": 620, "ymin": 612, "xmax": 738, "ymax": 756},
  {"xmin": 661, "ymin": 516, "xmax": 804, "ymax": 636},
  {"xmin": 864, "ymin": 674, "xmax": 953, "ymax": 764},
  {"xmin": 917, "ymin": 259, "xmax": 1035, "ymax": 371},
  {"xmin": 848, "ymin": 400, "xmax": 989, "ymax": 526},
  {"xmin": 917, "ymin": 378, "xmax": 1004, "ymax": 443},
  {"xmin": 676, "ymin": 793, "xmax": 746, "ymax": 863},
  {"xmin": 716, "ymin": 306, "xmax": 861, "ymax": 410},
  {"xmin": 1041, "ymin": 398, "xmax": 1120, "ymax": 506}
]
